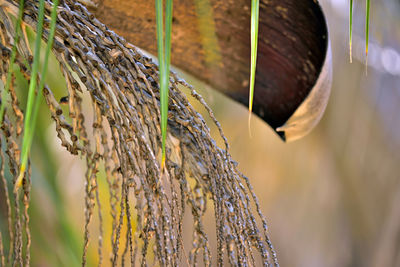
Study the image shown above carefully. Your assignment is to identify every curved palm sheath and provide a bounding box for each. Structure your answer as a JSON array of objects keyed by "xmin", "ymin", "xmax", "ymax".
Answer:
[{"xmin": 91, "ymin": 0, "xmax": 331, "ymax": 141}]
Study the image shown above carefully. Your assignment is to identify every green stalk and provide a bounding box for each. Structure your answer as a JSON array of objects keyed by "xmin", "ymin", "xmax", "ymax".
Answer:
[
  {"xmin": 163, "ymin": 0, "xmax": 173, "ymax": 167},
  {"xmin": 165, "ymin": 0, "xmax": 173, "ymax": 68},
  {"xmin": 365, "ymin": 0, "xmax": 370, "ymax": 60},
  {"xmin": 249, "ymin": 0, "xmax": 259, "ymax": 113},
  {"xmin": 26, "ymin": 0, "xmax": 59, "ymax": 174},
  {"xmin": 0, "ymin": 0, "xmax": 25, "ymax": 123},
  {"xmin": 349, "ymin": 0, "xmax": 353, "ymax": 63},
  {"xmin": 155, "ymin": 0, "xmax": 165, "ymax": 167},
  {"xmin": 15, "ymin": 0, "xmax": 47, "ymax": 191},
  {"xmin": 156, "ymin": 0, "xmax": 173, "ymax": 168}
]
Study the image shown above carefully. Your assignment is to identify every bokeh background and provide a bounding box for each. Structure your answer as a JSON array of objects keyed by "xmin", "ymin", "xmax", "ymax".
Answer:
[
  {"xmin": 1, "ymin": 0, "xmax": 400, "ymax": 266},
  {"xmin": 187, "ymin": 0, "xmax": 400, "ymax": 266},
  {"xmin": 219, "ymin": 0, "xmax": 400, "ymax": 265}
]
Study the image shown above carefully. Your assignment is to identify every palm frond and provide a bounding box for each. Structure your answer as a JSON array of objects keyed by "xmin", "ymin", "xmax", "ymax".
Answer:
[
  {"xmin": 16, "ymin": 0, "xmax": 59, "ymax": 191},
  {"xmin": 249, "ymin": 0, "xmax": 259, "ymax": 113},
  {"xmin": 349, "ymin": 0, "xmax": 353, "ymax": 63},
  {"xmin": 156, "ymin": 0, "xmax": 173, "ymax": 168},
  {"xmin": 365, "ymin": 0, "xmax": 370, "ymax": 72}
]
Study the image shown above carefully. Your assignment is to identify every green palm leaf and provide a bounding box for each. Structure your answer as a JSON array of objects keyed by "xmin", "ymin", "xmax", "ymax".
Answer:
[
  {"xmin": 16, "ymin": 0, "xmax": 59, "ymax": 191},
  {"xmin": 349, "ymin": 0, "xmax": 353, "ymax": 62},
  {"xmin": 365, "ymin": 0, "xmax": 370, "ymax": 66},
  {"xmin": 156, "ymin": 0, "xmax": 173, "ymax": 168},
  {"xmin": 249, "ymin": 0, "xmax": 259, "ymax": 113}
]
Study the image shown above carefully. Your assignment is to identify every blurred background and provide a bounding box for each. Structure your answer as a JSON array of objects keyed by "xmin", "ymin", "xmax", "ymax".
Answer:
[
  {"xmin": 208, "ymin": 0, "xmax": 400, "ymax": 265},
  {"xmin": 1, "ymin": 0, "xmax": 400, "ymax": 266},
  {"xmin": 185, "ymin": 0, "xmax": 400, "ymax": 266}
]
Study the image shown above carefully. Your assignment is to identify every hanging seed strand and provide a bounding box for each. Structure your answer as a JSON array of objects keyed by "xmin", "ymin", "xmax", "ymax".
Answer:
[{"xmin": 0, "ymin": 0, "xmax": 279, "ymax": 265}]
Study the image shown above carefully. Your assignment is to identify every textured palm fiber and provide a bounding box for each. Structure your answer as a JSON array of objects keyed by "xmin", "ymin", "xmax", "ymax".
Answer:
[{"xmin": 0, "ymin": 0, "xmax": 278, "ymax": 265}]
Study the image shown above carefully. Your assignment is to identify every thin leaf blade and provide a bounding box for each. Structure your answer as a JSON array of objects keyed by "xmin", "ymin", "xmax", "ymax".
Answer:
[
  {"xmin": 365, "ymin": 0, "xmax": 370, "ymax": 70},
  {"xmin": 160, "ymin": 0, "xmax": 173, "ymax": 168},
  {"xmin": 155, "ymin": 0, "xmax": 167, "ymax": 167},
  {"xmin": 26, "ymin": 0, "xmax": 59, "ymax": 165},
  {"xmin": 349, "ymin": 0, "xmax": 353, "ymax": 63},
  {"xmin": 15, "ymin": 0, "xmax": 47, "ymax": 191},
  {"xmin": 249, "ymin": 0, "xmax": 259, "ymax": 113}
]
